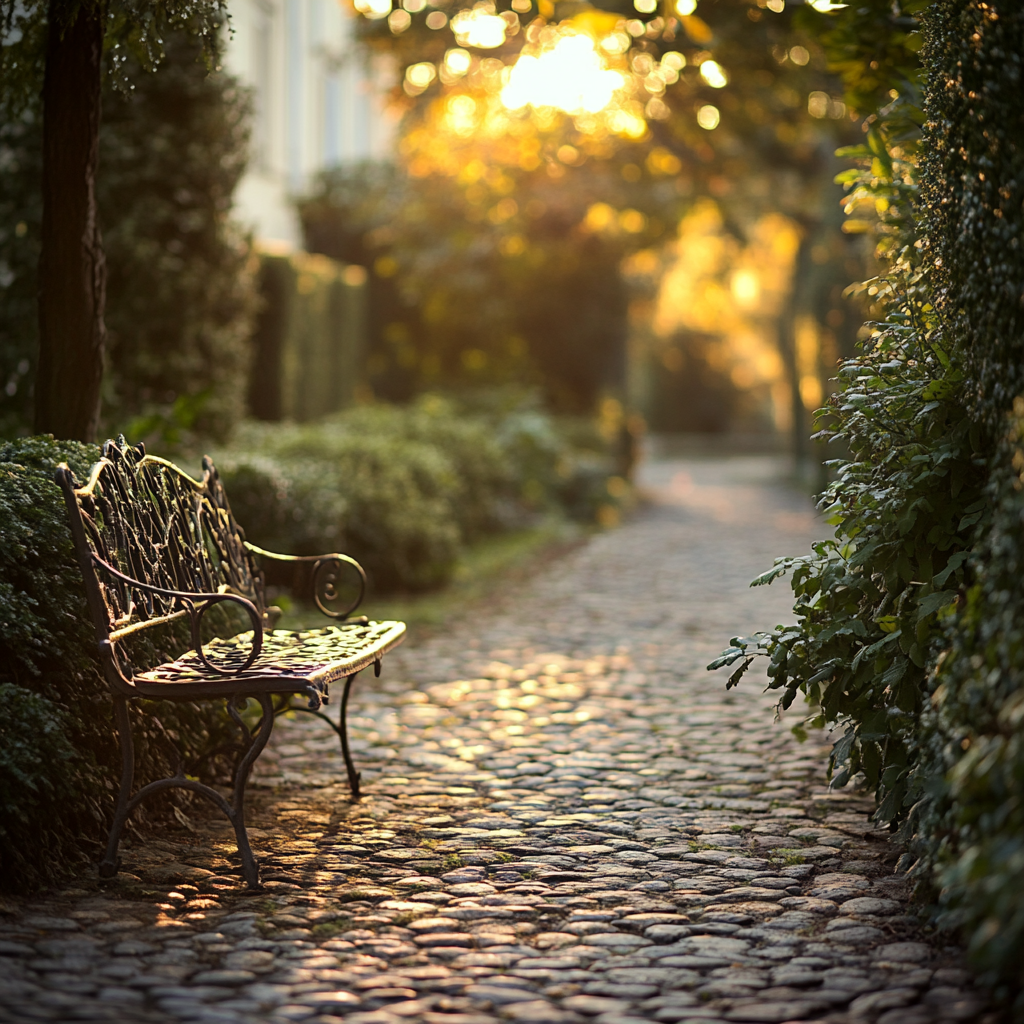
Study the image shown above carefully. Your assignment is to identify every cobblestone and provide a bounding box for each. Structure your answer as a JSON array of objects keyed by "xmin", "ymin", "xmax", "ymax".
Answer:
[{"xmin": 0, "ymin": 455, "xmax": 1001, "ymax": 1023}]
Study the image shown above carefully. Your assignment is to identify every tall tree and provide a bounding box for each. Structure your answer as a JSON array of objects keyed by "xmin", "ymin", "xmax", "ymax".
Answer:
[
  {"xmin": 35, "ymin": 1, "xmax": 106, "ymax": 440},
  {"xmin": 1, "ymin": 0, "xmax": 227, "ymax": 441}
]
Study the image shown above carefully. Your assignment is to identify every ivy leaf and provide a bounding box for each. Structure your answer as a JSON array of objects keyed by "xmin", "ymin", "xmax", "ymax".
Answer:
[
  {"xmin": 726, "ymin": 657, "xmax": 754, "ymax": 690},
  {"xmin": 707, "ymin": 648, "xmax": 746, "ymax": 671},
  {"xmin": 933, "ymin": 551, "xmax": 968, "ymax": 587},
  {"xmin": 917, "ymin": 590, "xmax": 957, "ymax": 620}
]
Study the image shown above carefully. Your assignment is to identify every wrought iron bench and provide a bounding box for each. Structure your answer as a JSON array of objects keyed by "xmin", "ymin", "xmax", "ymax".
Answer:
[{"xmin": 56, "ymin": 437, "xmax": 405, "ymax": 890}]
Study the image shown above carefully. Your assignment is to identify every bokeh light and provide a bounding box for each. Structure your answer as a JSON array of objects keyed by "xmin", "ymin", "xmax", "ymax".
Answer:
[
  {"xmin": 501, "ymin": 32, "xmax": 626, "ymax": 117},
  {"xmin": 697, "ymin": 104, "xmax": 720, "ymax": 129},
  {"xmin": 451, "ymin": 5, "xmax": 508, "ymax": 48},
  {"xmin": 445, "ymin": 48, "xmax": 472, "ymax": 76},
  {"xmin": 405, "ymin": 61, "xmax": 437, "ymax": 95},
  {"xmin": 354, "ymin": 0, "xmax": 392, "ymax": 20},
  {"xmin": 699, "ymin": 60, "xmax": 728, "ymax": 89},
  {"xmin": 388, "ymin": 8, "xmax": 411, "ymax": 32}
]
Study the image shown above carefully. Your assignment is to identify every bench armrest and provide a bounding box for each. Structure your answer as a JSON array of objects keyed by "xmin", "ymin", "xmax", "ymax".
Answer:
[
  {"xmin": 244, "ymin": 544, "xmax": 367, "ymax": 622},
  {"xmin": 91, "ymin": 554, "xmax": 263, "ymax": 677}
]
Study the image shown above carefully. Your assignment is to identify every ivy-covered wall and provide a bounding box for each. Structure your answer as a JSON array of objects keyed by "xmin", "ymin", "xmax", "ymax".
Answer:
[
  {"xmin": 917, "ymin": 0, "xmax": 1024, "ymax": 991},
  {"xmin": 714, "ymin": 0, "xmax": 1024, "ymax": 1002}
]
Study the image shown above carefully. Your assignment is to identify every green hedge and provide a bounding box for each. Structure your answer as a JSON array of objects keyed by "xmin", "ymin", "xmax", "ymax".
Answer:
[
  {"xmin": 715, "ymin": 0, "xmax": 1024, "ymax": 1002},
  {"xmin": 0, "ymin": 437, "xmax": 236, "ymax": 892},
  {"xmin": 915, "ymin": 0, "xmax": 1024, "ymax": 994},
  {"xmin": 213, "ymin": 395, "xmax": 625, "ymax": 593}
]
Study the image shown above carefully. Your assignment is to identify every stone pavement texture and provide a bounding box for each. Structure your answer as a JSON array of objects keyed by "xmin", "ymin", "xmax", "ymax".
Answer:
[{"xmin": 0, "ymin": 456, "xmax": 996, "ymax": 1024}]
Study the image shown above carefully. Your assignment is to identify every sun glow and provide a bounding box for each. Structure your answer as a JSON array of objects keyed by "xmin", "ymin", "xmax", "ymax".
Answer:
[
  {"xmin": 501, "ymin": 32, "xmax": 626, "ymax": 117},
  {"xmin": 354, "ymin": 0, "xmax": 392, "ymax": 19},
  {"xmin": 451, "ymin": 5, "xmax": 509, "ymax": 48}
]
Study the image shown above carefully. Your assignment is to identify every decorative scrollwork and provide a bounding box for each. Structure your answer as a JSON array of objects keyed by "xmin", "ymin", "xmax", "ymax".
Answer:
[
  {"xmin": 244, "ymin": 543, "xmax": 367, "ymax": 621},
  {"xmin": 67, "ymin": 437, "xmax": 266, "ymax": 630},
  {"xmin": 312, "ymin": 555, "xmax": 366, "ymax": 620},
  {"xmin": 90, "ymin": 551, "xmax": 264, "ymax": 676},
  {"xmin": 57, "ymin": 437, "xmax": 267, "ymax": 684},
  {"xmin": 57, "ymin": 436, "xmax": 375, "ymax": 695},
  {"xmin": 187, "ymin": 594, "xmax": 263, "ymax": 675}
]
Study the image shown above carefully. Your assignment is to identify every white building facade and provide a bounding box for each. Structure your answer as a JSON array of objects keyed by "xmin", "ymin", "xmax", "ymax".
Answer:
[{"xmin": 224, "ymin": 0, "xmax": 397, "ymax": 247}]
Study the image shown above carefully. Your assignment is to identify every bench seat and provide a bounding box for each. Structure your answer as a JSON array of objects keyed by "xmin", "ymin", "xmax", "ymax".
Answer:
[{"xmin": 132, "ymin": 621, "xmax": 407, "ymax": 702}]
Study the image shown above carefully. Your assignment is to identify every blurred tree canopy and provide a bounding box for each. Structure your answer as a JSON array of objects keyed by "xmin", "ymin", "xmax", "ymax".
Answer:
[
  {"xmin": 300, "ymin": 161, "xmax": 638, "ymax": 412},
  {"xmin": 301, "ymin": 0, "xmax": 866, "ymax": 428}
]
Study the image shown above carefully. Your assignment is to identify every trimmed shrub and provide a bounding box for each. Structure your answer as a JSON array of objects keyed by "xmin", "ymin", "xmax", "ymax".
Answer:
[
  {"xmin": 914, "ymin": 0, "xmax": 1024, "ymax": 993},
  {"xmin": 218, "ymin": 422, "xmax": 462, "ymax": 592},
  {"xmin": 213, "ymin": 395, "xmax": 625, "ymax": 593},
  {"xmin": 0, "ymin": 684, "xmax": 84, "ymax": 885},
  {"xmin": 0, "ymin": 436, "xmax": 236, "ymax": 892},
  {"xmin": 248, "ymin": 249, "xmax": 367, "ymax": 424}
]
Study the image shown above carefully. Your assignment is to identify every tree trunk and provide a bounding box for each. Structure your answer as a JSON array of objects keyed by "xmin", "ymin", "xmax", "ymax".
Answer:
[{"xmin": 34, "ymin": 1, "xmax": 106, "ymax": 441}]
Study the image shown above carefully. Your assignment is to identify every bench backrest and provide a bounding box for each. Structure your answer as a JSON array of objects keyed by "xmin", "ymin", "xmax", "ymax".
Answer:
[{"xmin": 56, "ymin": 437, "xmax": 267, "ymax": 655}]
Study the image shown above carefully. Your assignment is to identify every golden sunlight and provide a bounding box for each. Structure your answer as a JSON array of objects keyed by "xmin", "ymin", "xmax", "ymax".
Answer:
[
  {"xmin": 451, "ymin": 5, "xmax": 509, "ymax": 48},
  {"xmin": 500, "ymin": 32, "xmax": 626, "ymax": 117},
  {"xmin": 354, "ymin": 0, "xmax": 392, "ymax": 20},
  {"xmin": 652, "ymin": 201, "xmax": 802, "ymax": 431}
]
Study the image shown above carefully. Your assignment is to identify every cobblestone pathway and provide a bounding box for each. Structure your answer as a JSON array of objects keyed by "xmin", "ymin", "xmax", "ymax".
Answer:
[{"xmin": 0, "ymin": 456, "xmax": 996, "ymax": 1024}]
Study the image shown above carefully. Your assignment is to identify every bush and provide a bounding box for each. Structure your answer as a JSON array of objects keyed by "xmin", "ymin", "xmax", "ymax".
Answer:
[
  {"xmin": 213, "ymin": 394, "xmax": 626, "ymax": 593},
  {"xmin": 715, "ymin": 0, "xmax": 1024, "ymax": 1000},
  {"xmin": 99, "ymin": 24, "xmax": 258, "ymax": 445},
  {"xmin": 218, "ymin": 422, "xmax": 463, "ymax": 592},
  {"xmin": 248, "ymin": 249, "xmax": 367, "ymax": 424},
  {"xmin": 0, "ymin": 436, "xmax": 236, "ymax": 892},
  {"xmin": 0, "ymin": 683, "xmax": 84, "ymax": 885},
  {"xmin": 914, "ymin": 0, "xmax": 1024, "ymax": 994}
]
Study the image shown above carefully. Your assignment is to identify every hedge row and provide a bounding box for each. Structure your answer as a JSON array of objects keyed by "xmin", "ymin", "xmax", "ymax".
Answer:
[
  {"xmin": 715, "ymin": 0, "xmax": 1024, "ymax": 1002},
  {"xmin": 248, "ymin": 249, "xmax": 367, "ymax": 424},
  {"xmin": 212, "ymin": 395, "xmax": 626, "ymax": 592}
]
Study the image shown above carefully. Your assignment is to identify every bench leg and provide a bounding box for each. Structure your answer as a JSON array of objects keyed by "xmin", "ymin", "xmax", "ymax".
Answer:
[
  {"xmin": 270, "ymin": 679, "xmax": 362, "ymax": 798},
  {"xmin": 269, "ymin": 677, "xmax": 362, "ymax": 800},
  {"xmin": 339, "ymin": 673, "xmax": 361, "ymax": 800},
  {"xmin": 99, "ymin": 694, "xmax": 275, "ymax": 892},
  {"xmin": 99, "ymin": 696, "xmax": 135, "ymax": 879},
  {"xmin": 227, "ymin": 693, "xmax": 276, "ymax": 890}
]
